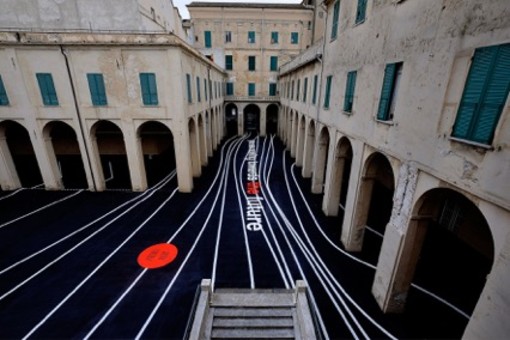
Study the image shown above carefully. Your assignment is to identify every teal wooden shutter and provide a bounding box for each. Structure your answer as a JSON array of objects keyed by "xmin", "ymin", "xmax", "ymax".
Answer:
[
  {"xmin": 297, "ymin": 79, "xmax": 301, "ymax": 101},
  {"xmin": 377, "ymin": 64, "xmax": 396, "ymax": 120},
  {"xmin": 344, "ymin": 71, "xmax": 357, "ymax": 112},
  {"xmin": 356, "ymin": 0, "xmax": 367, "ymax": 24},
  {"xmin": 140, "ymin": 73, "xmax": 158, "ymax": 105},
  {"xmin": 269, "ymin": 83, "xmax": 277, "ymax": 96},
  {"xmin": 248, "ymin": 31, "xmax": 255, "ymax": 43},
  {"xmin": 271, "ymin": 31, "xmax": 278, "ymax": 44},
  {"xmin": 186, "ymin": 74, "xmax": 192, "ymax": 103},
  {"xmin": 87, "ymin": 74, "xmax": 107, "ymax": 106},
  {"xmin": 324, "ymin": 75, "xmax": 332, "ymax": 109},
  {"xmin": 248, "ymin": 83, "xmax": 255, "ymax": 96},
  {"xmin": 37, "ymin": 73, "xmax": 58, "ymax": 105},
  {"xmin": 204, "ymin": 79, "xmax": 208, "ymax": 100},
  {"xmin": 249, "ymin": 56, "xmax": 256, "ymax": 71},
  {"xmin": 303, "ymin": 77, "xmax": 308, "ymax": 102},
  {"xmin": 204, "ymin": 31, "xmax": 212, "ymax": 48},
  {"xmin": 225, "ymin": 55, "xmax": 233, "ymax": 70},
  {"xmin": 312, "ymin": 75, "xmax": 318, "ymax": 104},
  {"xmin": 0, "ymin": 75, "xmax": 9, "ymax": 105},
  {"xmin": 291, "ymin": 32, "xmax": 298, "ymax": 44},
  {"xmin": 226, "ymin": 82, "xmax": 233, "ymax": 95},
  {"xmin": 270, "ymin": 56, "xmax": 278, "ymax": 71},
  {"xmin": 196, "ymin": 76, "xmax": 201, "ymax": 102},
  {"xmin": 331, "ymin": 1, "xmax": 340, "ymax": 39}
]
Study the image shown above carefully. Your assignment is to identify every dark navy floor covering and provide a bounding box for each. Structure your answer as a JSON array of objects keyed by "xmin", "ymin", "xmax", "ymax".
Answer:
[{"xmin": 0, "ymin": 135, "xmax": 470, "ymax": 339}]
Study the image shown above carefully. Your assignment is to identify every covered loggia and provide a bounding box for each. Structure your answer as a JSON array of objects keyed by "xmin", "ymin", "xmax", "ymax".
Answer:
[
  {"xmin": 225, "ymin": 103, "xmax": 238, "ymax": 137},
  {"xmin": 404, "ymin": 189, "xmax": 494, "ymax": 321},
  {"xmin": 266, "ymin": 104, "xmax": 279, "ymax": 135},
  {"xmin": 0, "ymin": 120, "xmax": 43, "ymax": 187},
  {"xmin": 352, "ymin": 152, "xmax": 395, "ymax": 258},
  {"xmin": 244, "ymin": 104, "xmax": 260, "ymax": 133},
  {"xmin": 188, "ymin": 118, "xmax": 201, "ymax": 177},
  {"xmin": 311, "ymin": 127, "xmax": 330, "ymax": 194},
  {"xmin": 137, "ymin": 121, "xmax": 175, "ymax": 188},
  {"xmin": 42, "ymin": 121, "xmax": 87, "ymax": 189},
  {"xmin": 91, "ymin": 120, "xmax": 131, "ymax": 190}
]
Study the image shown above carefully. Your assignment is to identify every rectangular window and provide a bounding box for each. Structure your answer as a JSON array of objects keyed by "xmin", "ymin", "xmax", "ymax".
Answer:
[
  {"xmin": 356, "ymin": 0, "xmax": 367, "ymax": 24},
  {"xmin": 269, "ymin": 83, "xmax": 277, "ymax": 96},
  {"xmin": 324, "ymin": 75, "xmax": 332, "ymax": 109},
  {"xmin": 377, "ymin": 62, "xmax": 403, "ymax": 121},
  {"xmin": 343, "ymin": 70, "xmax": 357, "ymax": 112},
  {"xmin": 452, "ymin": 43, "xmax": 510, "ymax": 145},
  {"xmin": 36, "ymin": 73, "xmax": 58, "ymax": 106},
  {"xmin": 225, "ymin": 55, "xmax": 233, "ymax": 70},
  {"xmin": 196, "ymin": 76, "xmax": 201, "ymax": 102},
  {"xmin": 87, "ymin": 73, "xmax": 107, "ymax": 106},
  {"xmin": 270, "ymin": 56, "xmax": 278, "ymax": 71},
  {"xmin": 204, "ymin": 30, "xmax": 212, "ymax": 48},
  {"xmin": 186, "ymin": 74, "xmax": 192, "ymax": 103},
  {"xmin": 209, "ymin": 79, "xmax": 212, "ymax": 100},
  {"xmin": 271, "ymin": 31, "xmax": 279, "ymax": 44},
  {"xmin": 204, "ymin": 79, "xmax": 208, "ymax": 101},
  {"xmin": 291, "ymin": 80, "xmax": 295, "ymax": 100},
  {"xmin": 296, "ymin": 79, "xmax": 301, "ymax": 101},
  {"xmin": 312, "ymin": 74, "xmax": 318, "ymax": 105},
  {"xmin": 226, "ymin": 82, "xmax": 234, "ymax": 95},
  {"xmin": 248, "ymin": 31, "xmax": 255, "ymax": 43},
  {"xmin": 291, "ymin": 32, "xmax": 299, "ymax": 44},
  {"xmin": 248, "ymin": 56, "xmax": 256, "ymax": 71},
  {"xmin": 225, "ymin": 31, "xmax": 232, "ymax": 43},
  {"xmin": 287, "ymin": 81, "xmax": 291, "ymax": 98},
  {"xmin": 248, "ymin": 83, "xmax": 255, "ymax": 96},
  {"xmin": 303, "ymin": 77, "xmax": 308, "ymax": 103},
  {"xmin": 140, "ymin": 73, "xmax": 158, "ymax": 105},
  {"xmin": 331, "ymin": 0, "xmax": 340, "ymax": 40},
  {"xmin": 0, "ymin": 75, "xmax": 9, "ymax": 105}
]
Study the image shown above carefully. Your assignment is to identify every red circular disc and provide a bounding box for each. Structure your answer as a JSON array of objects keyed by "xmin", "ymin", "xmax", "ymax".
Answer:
[{"xmin": 137, "ymin": 243, "xmax": 178, "ymax": 269}]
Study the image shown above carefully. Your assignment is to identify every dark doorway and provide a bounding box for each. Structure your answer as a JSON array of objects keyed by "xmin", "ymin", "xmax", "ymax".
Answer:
[
  {"xmin": 266, "ymin": 104, "xmax": 278, "ymax": 135},
  {"xmin": 244, "ymin": 104, "xmax": 260, "ymax": 133},
  {"xmin": 225, "ymin": 103, "xmax": 238, "ymax": 137}
]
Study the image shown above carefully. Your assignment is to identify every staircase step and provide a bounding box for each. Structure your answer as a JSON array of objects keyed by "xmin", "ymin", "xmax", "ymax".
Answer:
[
  {"xmin": 213, "ymin": 317, "xmax": 294, "ymax": 328},
  {"xmin": 211, "ymin": 293, "xmax": 294, "ymax": 307},
  {"xmin": 213, "ymin": 307, "xmax": 293, "ymax": 318},
  {"xmin": 211, "ymin": 327, "xmax": 295, "ymax": 339}
]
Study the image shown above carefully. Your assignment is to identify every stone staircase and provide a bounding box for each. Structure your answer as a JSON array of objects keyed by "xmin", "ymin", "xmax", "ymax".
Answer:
[{"xmin": 187, "ymin": 280, "xmax": 317, "ymax": 339}]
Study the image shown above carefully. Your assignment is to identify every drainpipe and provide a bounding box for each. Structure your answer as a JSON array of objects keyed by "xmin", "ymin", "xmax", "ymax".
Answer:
[{"xmin": 60, "ymin": 46, "xmax": 97, "ymax": 191}]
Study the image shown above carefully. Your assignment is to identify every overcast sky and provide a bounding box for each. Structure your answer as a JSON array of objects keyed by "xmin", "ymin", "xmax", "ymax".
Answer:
[{"xmin": 173, "ymin": 0, "xmax": 303, "ymax": 19}]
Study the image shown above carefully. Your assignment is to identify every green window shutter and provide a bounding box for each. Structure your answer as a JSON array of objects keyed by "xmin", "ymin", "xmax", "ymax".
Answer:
[
  {"xmin": 296, "ymin": 79, "xmax": 301, "ymax": 101},
  {"xmin": 331, "ymin": 1, "xmax": 340, "ymax": 39},
  {"xmin": 270, "ymin": 56, "xmax": 278, "ymax": 71},
  {"xmin": 196, "ymin": 76, "xmax": 201, "ymax": 102},
  {"xmin": 186, "ymin": 74, "xmax": 192, "ymax": 103},
  {"xmin": 204, "ymin": 31, "xmax": 212, "ymax": 48},
  {"xmin": 226, "ymin": 82, "xmax": 234, "ymax": 95},
  {"xmin": 344, "ymin": 71, "xmax": 357, "ymax": 112},
  {"xmin": 0, "ymin": 75, "xmax": 9, "ymax": 105},
  {"xmin": 249, "ymin": 56, "xmax": 256, "ymax": 71},
  {"xmin": 303, "ymin": 77, "xmax": 308, "ymax": 103},
  {"xmin": 271, "ymin": 32, "xmax": 279, "ymax": 44},
  {"xmin": 140, "ymin": 73, "xmax": 158, "ymax": 105},
  {"xmin": 291, "ymin": 32, "xmax": 299, "ymax": 44},
  {"xmin": 324, "ymin": 75, "xmax": 332, "ymax": 109},
  {"xmin": 204, "ymin": 79, "xmax": 208, "ymax": 100},
  {"xmin": 312, "ymin": 75, "xmax": 318, "ymax": 104},
  {"xmin": 377, "ymin": 64, "xmax": 396, "ymax": 120},
  {"xmin": 291, "ymin": 80, "xmax": 295, "ymax": 100},
  {"xmin": 248, "ymin": 31, "xmax": 255, "ymax": 43},
  {"xmin": 269, "ymin": 83, "xmax": 277, "ymax": 96},
  {"xmin": 356, "ymin": 0, "xmax": 367, "ymax": 24},
  {"xmin": 453, "ymin": 44, "xmax": 510, "ymax": 144},
  {"xmin": 87, "ymin": 73, "xmax": 107, "ymax": 106},
  {"xmin": 225, "ymin": 55, "xmax": 233, "ymax": 70},
  {"xmin": 36, "ymin": 73, "xmax": 59, "ymax": 106},
  {"xmin": 248, "ymin": 83, "xmax": 255, "ymax": 96}
]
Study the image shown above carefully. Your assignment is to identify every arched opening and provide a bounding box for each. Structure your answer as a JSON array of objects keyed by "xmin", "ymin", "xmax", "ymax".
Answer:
[
  {"xmin": 291, "ymin": 111, "xmax": 299, "ymax": 157},
  {"xmin": 137, "ymin": 121, "xmax": 175, "ymax": 187},
  {"xmin": 244, "ymin": 104, "xmax": 260, "ymax": 133},
  {"xmin": 296, "ymin": 115, "xmax": 306, "ymax": 167},
  {"xmin": 409, "ymin": 189, "xmax": 494, "ymax": 319},
  {"xmin": 43, "ymin": 121, "xmax": 87, "ymax": 189},
  {"xmin": 302, "ymin": 119, "xmax": 315, "ymax": 178},
  {"xmin": 352, "ymin": 152, "xmax": 395, "ymax": 257},
  {"xmin": 225, "ymin": 103, "xmax": 238, "ymax": 137},
  {"xmin": 188, "ymin": 118, "xmax": 200, "ymax": 177},
  {"xmin": 311, "ymin": 127, "xmax": 330, "ymax": 194},
  {"xmin": 91, "ymin": 120, "xmax": 131, "ymax": 190},
  {"xmin": 0, "ymin": 120, "xmax": 43, "ymax": 187},
  {"xmin": 266, "ymin": 104, "xmax": 278, "ymax": 135},
  {"xmin": 198, "ymin": 114, "xmax": 207, "ymax": 165}
]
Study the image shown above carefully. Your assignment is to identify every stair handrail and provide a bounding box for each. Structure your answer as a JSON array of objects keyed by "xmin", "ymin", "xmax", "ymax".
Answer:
[{"xmin": 182, "ymin": 283, "xmax": 202, "ymax": 340}]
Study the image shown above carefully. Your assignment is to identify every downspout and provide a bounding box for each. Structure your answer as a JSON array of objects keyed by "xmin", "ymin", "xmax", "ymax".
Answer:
[{"xmin": 60, "ymin": 46, "xmax": 97, "ymax": 191}]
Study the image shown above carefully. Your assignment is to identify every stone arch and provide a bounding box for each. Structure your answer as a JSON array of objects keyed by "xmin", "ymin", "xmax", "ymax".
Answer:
[
  {"xmin": 225, "ymin": 103, "xmax": 238, "ymax": 137},
  {"xmin": 188, "ymin": 118, "xmax": 201, "ymax": 177},
  {"xmin": 302, "ymin": 119, "xmax": 315, "ymax": 178},
  {"xmin": 266, "ymin": 103, "xmax": 279, "ymax": 135},
  {"xmin": 0, "ymin": 120, "xmax": 43, "ymax": 188},
  {"xmin": 311, "ymin": 126, "xmax": 330, "ymax": 194},
  {"xmin": 42, "ymin": 121, "xmax": 87, "ymax": 189},
  {"xmin": 136, "ymin": 121, "xmax": 175, "ymax": 188},
  {"xmin": 244, "ymin": 104, "xmax": 260, "ymax": 133},
  {"xmin": 90, "ymin": 120, "xmax": 131, "ymax": 190}
]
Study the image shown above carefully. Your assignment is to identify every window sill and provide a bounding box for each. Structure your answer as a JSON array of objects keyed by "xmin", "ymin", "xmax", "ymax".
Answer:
[
  {"xmin": 353, "ymin": 19, "xmax": 365, "ymax": 27},
  {"xmin": 343, "ymin": 110, "xmax": 353, "ymax": 116},
  {"xmin": 375, "ymin": 119, "xmax": 394, "ymax": 126},
  {"xmin": 449, "ymin": 137, "xmax": 494, "ymax": 150}
]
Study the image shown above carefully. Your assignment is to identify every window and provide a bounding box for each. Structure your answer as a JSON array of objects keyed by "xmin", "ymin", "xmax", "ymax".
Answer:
[
  {"xmin": 140, "ymin": 73, "xmax": 158, "ymax": 105},
  {"xmin": 225, "ymin": 31, "xmax": 232, "ymax": 43},
  {"xmin": 186, "ymin": 74, "xmax": 192, "ymax": 103},
  {"xmin": 344, "ymin": 71, "xmax": 357, "ymax": 112},
  {"xmin": 287, "ymin": 81, "xmax": 291, "ymax": 98},
  {"xmin": 204, "ymin": 79, "xmax": 208, "ymax": 101},
  {"xmin": 452, "ymin": 43, "xmax": 510, "ymax": 145},
  {"xmin": 225, "ymin": 55, "xmax": 233, "ymax": 70},
  {"xmin": 196, "ymin": 76, "xmax": 201, "ymax": 102},
  {"xmin": 204, "ymin": 31, "xmax": 212, "ymax": 48},
  {"xmin": 36, "ymin": 73, "xmax": 58, "ymax": 106},
  {"xmin": 248, "ymin": 83, "xmax": 255, "ymax": 96},
  {"xmin": 226, "ymin": 82, "xmax": 234, "ymax": 95},
  {"xmin": 324, "ymin": 75, "xmax": 332, "ymax": 109},
  {"xmin": 331, "ymin": 0, "xmax": 340, "ymax": 40},
  {"xmin": 0, "ymin": 75, "xmax": 9, "ymax": 105},
  {"xmin": 356, "ymin": 0, "xmax": 367, "ymax": 24},
  {"xmin": 209, "ymin": 79, "xmax": 212, "ymax": 100},
  {"xmin": 312, "ymin": 74, "xmax": 318, "ymax": 105},
  {"xmin": 87, "ymin": 73, "xmax": 107, "ymax": 106},
  {"xmin": 296, "ymin": 79, "xmax": 301, "ymax": 101},
  {"xmin": 248, "ymin": 56, "xmax": 256, "ymax": 71},
  {"xmin": 303, "ymin": 77, "xmax": 308, "ymax": 103},
  {"xmin": 270, "ymin": 56, "xmax": 278, "ymax": 71},
  {"xmin": 377, "ymin": 62, "xmax": 403, "ymax": 121},
  {"xmin": 271, "ymin": 31, "xmax": 279, "ymax": 44},
  {"xmin": 248, "ymin": 31, "xmax": 255, "ymax": 43},
  {"xmin": 269, "ymin": 83, "xmax": 277, "ymax": 96},
  {"xmin": 291, "ymin": 32, "xmax": 299, "ymax": 44},
  {"xmin": 291, "ymin": 80, "xmax": 295, "ymax": 100}
]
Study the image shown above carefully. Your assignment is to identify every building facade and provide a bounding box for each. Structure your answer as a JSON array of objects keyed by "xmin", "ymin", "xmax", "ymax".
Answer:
[{"xmin": 279, "ymin": 0, "xmax": 510, "ymax": 338}]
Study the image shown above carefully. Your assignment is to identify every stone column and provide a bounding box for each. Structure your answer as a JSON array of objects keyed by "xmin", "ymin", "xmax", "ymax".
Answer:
[
  {"xmin": 311, "ymin": 129, "xmax": 329, "ymax": 194},
  {"xmin": 174, "ymin": 121, "xmax": 194, "ymax": 193},
  {"xmin": 322, "ymin": 148, "xmax": 345, "ymax": 216},
  {"xmin": 301, "ymin": 120, "xmax": 314, "ymax": 178},
  {"xmin": 259, "ymin": 103, "xmax": 267, "ymax": 137},
  {"xmin": 33, "ymin": 132, "xmax": 63, "ymax": 190},
  {"xmin": 0, "ymin": 136, "xmax": 21, "ymax": 190},
  {"xmin": 123, "ymin": 128, "xmax": 147, "ymax": 192},
  {"xmin": 88, "ymin": 134, "xmax": 106, "ymax": 192}
]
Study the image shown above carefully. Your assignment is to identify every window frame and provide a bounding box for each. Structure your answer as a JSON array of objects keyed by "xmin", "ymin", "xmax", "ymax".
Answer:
[
  {"xmin": 291, "ymin": 32, "xmax": 299, "ymax": 44},
  {"xmin": 36, "ymin": 73, "xmax": 59, "ymax": 106},
  {"xmin": 87, "ymin": 73, "xmax": 107, "ymax": 106}
]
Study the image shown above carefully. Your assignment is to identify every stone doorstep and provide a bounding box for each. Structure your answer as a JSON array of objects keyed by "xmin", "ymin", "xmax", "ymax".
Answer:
[{"xmin": 211, "ymin": 292, "xmax": 296, "ymax": 307}]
